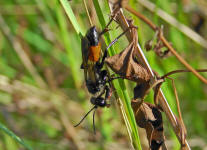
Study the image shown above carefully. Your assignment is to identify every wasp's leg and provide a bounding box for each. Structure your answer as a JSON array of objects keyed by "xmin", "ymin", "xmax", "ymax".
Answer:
[
  {"xmin": 105, "ymin": 85, "xmax": 112, "ymax": 100},
  {"xmin": 99, "ymin": 70, "xmax": 122, "ymax": 84},
  {"xmin": 107, "ymin": 76, "xmax": 125, "ymax": 82},
  {"xmin": 104, "ymin": 85, "xmax": 113, "ymax": 107},
  {"xmin": 99, "ymin": 9, "xmax": 120, "ymax": 36},
  {"xmin": 99, "ymin": 70, "xmax": 108, "ymax": 82},
  {"xmin": 99, "ymin": 28, "xmax": 134, "ymax": 69}
]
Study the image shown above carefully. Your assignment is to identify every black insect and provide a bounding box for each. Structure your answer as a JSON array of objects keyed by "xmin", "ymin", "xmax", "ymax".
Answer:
[{"xmin": 74, "ymin": 20, "xmax": 131, "ymax": 133}]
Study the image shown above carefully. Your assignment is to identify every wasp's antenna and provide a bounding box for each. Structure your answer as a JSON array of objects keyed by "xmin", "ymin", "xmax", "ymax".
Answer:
[
  {"xmin": 92, "ymin": 106, "xmax": 98, "ymax": 134},
  {"xmin": 74, "ymin": 105, "xmax": 97, "ymax": 127}
]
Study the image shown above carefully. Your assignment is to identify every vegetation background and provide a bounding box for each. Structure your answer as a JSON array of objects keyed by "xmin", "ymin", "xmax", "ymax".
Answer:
[{"xmin": 0, "ymin": 0, "xmax": 207, "ymax": 150}]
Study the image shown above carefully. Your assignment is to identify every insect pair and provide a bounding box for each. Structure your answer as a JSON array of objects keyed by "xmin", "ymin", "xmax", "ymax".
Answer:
[{"xmin": 74, "ymin": 17, "xmax": 133, "ymax": 133}]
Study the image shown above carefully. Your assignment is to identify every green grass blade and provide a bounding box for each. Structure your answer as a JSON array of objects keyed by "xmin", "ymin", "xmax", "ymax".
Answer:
[
  {"xmin": 59, "ymin": 0, "xmax": 84, "ymax": 36},
  {"xmin": 55, "ymin": 1, "xmax": 82, "ymax": 88},
  {"xmin": 0, "ymin": 122, "xmax": 32, "ymax": 150},
  {"xmin": 92, "ymin": 1, "xmax": 142, "ymax": 149}
]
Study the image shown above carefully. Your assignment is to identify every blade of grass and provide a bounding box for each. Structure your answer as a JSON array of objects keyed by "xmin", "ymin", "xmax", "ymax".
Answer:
[
  {"xmin": 34, "ymin": 0, "xmax": 56, "ymax": 27},
  {"xmin": 92, "ymin": 0, "xmax": 142, "ymax": 149},
  {"xmin": 55, "ymin": 1, "xmax": 82, "ymax": 88},
  {"xmin": 59, "ymin": 0, "xmax": 84, "ymax": 37},
  {"xmin": 0, "ymin": 122, "xmax": 32, "ymax": 150},
  {"xmin": 35, "ymin": 0, "xmax": 83, "ymax": 88}
]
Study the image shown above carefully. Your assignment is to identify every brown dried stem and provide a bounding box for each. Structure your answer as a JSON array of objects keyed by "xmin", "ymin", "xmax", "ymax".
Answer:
[
  {"xmin": 124, "ymin": 5, "xmax": 207, "ymax": 85},
  {"xmin": 167, "ymin": 77, "xmax": 186, "ymax": 145},
  {"xmin": 138, "ymin": 0, "xmax": 207, "ymax": 49},
  {"xmin": 83, "ymin": 0, "xmax": 93, "ymax": 26},
  {"xmin": 161, "ymin": 69, "xmax": 207, "ymax": 79}
]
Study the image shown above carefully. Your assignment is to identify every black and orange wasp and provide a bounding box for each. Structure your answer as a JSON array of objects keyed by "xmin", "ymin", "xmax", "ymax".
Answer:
[{"xmin": 74, "ymin": 17, "xmax": 132, "ymax": 133}]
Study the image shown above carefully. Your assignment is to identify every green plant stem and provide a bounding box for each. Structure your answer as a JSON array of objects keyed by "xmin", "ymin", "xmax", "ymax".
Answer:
[
  {"xmin": 0, "ymin": 122, "xmax": 32, "ymax": 150},
  {"xmin": 92, "ymin": 1, "xmax": 142, "ymax": 149},
  {"xmin": 59, "ymin": 0, "xmax": 84, "ymax": 37}
]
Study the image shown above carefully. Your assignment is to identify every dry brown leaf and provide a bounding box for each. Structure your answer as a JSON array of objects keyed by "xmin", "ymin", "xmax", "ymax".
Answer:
[
  {"xmin": 144, "ymin": 28, "xmax": 171, "ymax": 59},
  {"xmin": 105, "ymin": 21, "xmax": 168, "ymax": 149},
  {"xmin": 153, "ymin": 41, "xmax": 171, "ymax": 59},
  {"xmin": 133, "ymin": 82, "xmax": 150, "ymax": 100},
  {"xmin": 131, "ymin": 99, "xmax": 166, "ymax": 150},
  {"xmin": 105, "ymin": 27, "xmax": 151, "ymax": 84}
]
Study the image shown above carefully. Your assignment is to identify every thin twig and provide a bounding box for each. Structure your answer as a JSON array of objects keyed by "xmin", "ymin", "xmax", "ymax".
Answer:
[
  {"xmin": 138, "ymin": 0, "xmax": 207, "ymax": 49},
  {"xmin": 124, "ymin": 5, "xmax": 207, "ymax": 85},
  {"xmin": 167, "ymin": 77, "xmax": 187, "ymax": 145},
  {"xmin": 83, "ymin": 0, "xmax": 93, "ymax": 26},
  {"xmin": 162, "ymin": 69, "xmax": 207, "ymax": 79}
]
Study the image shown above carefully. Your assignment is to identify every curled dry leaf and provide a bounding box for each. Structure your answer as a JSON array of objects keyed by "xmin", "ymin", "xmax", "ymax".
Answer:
[
  {"xmin": 145, "ymin": 39, "xmax": 153, "ymax": 51},
  {"xmin": 105, "ymin": 25, "xmax": 159, "ymax": 100},
  {"xmin": 105, "ymin": 26, "xmax": 151, "ymax": 84},
  {"xmin": 105, "ymin": 21, "xmax": 168, "ymax": 149},
  {"xmin": 144, "ymin": 28, "xmax": 171, "ymax": 59},
  {"xmin": 133, "ymin": 82, "xmax": 150, "ymax": 100},
  {"xmin": 153, "ymin": 40, "xmax": 171, "ymax": 59},
  {"xmin": 131, "ymin": 99, "xmax": 167, "ymax": 150}
]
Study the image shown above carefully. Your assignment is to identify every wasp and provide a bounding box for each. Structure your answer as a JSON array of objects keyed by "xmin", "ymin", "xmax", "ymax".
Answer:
[{"xmin": 74, "ymin": 19, "xmax": 132, "ymax": 133}]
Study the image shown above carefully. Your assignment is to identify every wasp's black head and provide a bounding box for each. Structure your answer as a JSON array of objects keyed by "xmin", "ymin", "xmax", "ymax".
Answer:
[
  {"xmin": 90, "ymin": 97, "xmax": 106, "ymax": 107},
  {"xmin": 86, "ymin": 26, "xmax": 99, "ymax": 46}
]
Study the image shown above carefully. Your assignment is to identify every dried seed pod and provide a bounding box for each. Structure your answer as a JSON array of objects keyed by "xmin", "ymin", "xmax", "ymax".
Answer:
[{"xmin": 145, "ymin": 39, "xmax": 153, "ymax": 51}]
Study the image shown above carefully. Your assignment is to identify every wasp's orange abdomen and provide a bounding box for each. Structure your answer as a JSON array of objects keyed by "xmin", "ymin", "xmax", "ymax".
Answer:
[{"xmin": 88, "ymin": 42, "xmax": 101, "ymax": 62}]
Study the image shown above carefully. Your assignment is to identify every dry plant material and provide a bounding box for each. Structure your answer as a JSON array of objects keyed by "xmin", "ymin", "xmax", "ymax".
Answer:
[
  {"xmin": 105, "ymin": 24, "xmax": 151, "ymax": 84},
  {"xmin": 107, "ymin": 2, "xmax": 206, "ymax": 149},
  {"xmin": 123, "ymin": 2, "xmax": 207, "ymax": 85},
  {"xmin": 145, "ymin": 28, "xmax": 171, "ymax": 58},
  {"xmin": 104, "ymin": 16, "xmax": 190, "ymax": 149},
  {"xmin": 105, "ymin": 22, "xmax": 168, "ymax": 149},
  {"xmin": 106, "ymin": 2, "xmax": 194, "ymax": 149},
  {"xmin": 131, "ymin": 99, "xmax": 167, "ymax": 150},
  {"xmin": 105, "ymin": 22, "xmax": 157, "ymax": 101},
  {"xmin": 105, "ymin": 22, "xmax": 162, "ymax": 101}
]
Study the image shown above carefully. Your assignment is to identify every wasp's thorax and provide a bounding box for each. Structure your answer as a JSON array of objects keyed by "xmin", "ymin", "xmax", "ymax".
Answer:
[
  {"xmin": 86, "ymin": 26, "xmax": 99, "ymax": 46},
  {"xmin": 86, "ymin": 26, "xmax": 101, "ymax": 62}
]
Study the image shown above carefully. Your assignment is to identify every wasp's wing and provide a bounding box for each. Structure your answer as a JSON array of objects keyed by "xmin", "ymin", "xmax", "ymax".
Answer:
[
  {"xmin": 81, "ymin": 37, "xmax": 90, "ymax": 68},
  {"xmin": 81, "ymin": 37, "xmax": 90, "ymax": 80}
]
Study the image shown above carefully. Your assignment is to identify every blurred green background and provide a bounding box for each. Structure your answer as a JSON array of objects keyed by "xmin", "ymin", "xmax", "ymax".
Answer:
[{"xmin": 0, "ymin": 0, "xmax": 207, "ymax": 150}]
